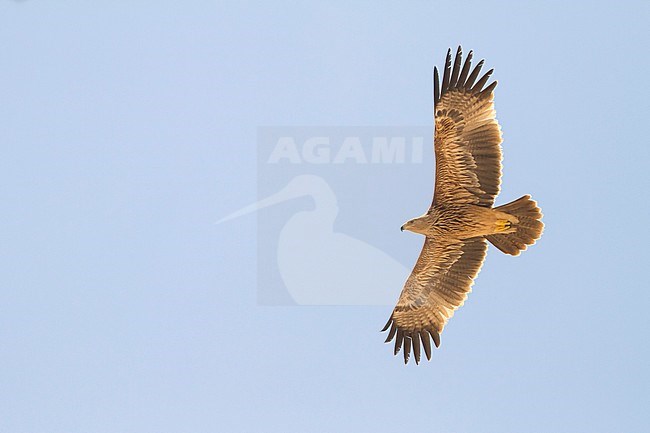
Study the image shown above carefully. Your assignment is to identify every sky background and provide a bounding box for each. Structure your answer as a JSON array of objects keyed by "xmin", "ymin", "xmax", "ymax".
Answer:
[{"xmin": 1, "ymin": 1, "xmax": 649, "ymax": 432}]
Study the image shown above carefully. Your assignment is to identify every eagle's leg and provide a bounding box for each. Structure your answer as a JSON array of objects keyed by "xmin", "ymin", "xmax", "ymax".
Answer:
[{"xmin": 494, "ymin": 219, "xmax": 513, "ymax": 232}]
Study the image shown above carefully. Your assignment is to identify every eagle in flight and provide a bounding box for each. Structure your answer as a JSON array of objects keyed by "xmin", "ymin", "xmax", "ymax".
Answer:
[{"xmin": 381, "ymin": 46, "xmax": 544, "ymax": 364}]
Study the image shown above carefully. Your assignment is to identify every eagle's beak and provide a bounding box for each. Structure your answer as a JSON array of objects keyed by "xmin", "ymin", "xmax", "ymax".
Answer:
[{"xmin": 400, "ymin": 225, "xmax": 404, "ymax": 232}]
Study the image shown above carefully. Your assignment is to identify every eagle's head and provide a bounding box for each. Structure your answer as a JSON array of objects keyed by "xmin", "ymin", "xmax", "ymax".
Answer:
[{"xmin": 401, "ymin": 216, "xmax": 430, "ymax": 235}]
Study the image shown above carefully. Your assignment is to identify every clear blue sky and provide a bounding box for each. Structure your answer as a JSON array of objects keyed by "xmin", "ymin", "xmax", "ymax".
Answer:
[{"xmin": 1, "ymin": 1, "xmax": 649, "ymax": 432}]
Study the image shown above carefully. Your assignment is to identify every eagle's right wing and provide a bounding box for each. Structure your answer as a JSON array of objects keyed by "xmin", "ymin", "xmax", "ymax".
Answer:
[{"xmin": 382, "ymin": 235, "xmax": 488, "ymax": 364}]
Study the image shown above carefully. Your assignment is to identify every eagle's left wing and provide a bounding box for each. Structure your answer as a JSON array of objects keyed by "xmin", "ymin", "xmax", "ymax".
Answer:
[
  {"xmin": 382, "ymin": 235, "xmax": 488, "ymax": 364},
  {"xmin": 431, "ymin": 47, "xmax": 503, "ymax": 209}
]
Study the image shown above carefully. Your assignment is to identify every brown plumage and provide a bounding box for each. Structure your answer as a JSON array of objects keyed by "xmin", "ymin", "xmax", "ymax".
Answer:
[{"xmin": 382, "ymin": 46, "xmax": 544, "ymax": 365}]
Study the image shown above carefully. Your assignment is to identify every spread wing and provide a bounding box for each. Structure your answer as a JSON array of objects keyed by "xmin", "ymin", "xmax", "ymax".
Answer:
[
  {"xmin": 381, "ymin": 48, "xmax": 501, "ymax": 364},
  {"xmin": 382, "ymin": 236, "xmax": 488, "ymax": 364},
  {"xmin": 432, "ymin": 46, "xmax": 503, "ymax": 208}
]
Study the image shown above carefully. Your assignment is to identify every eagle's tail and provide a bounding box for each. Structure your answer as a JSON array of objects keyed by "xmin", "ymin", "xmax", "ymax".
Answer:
[{"xmin": 486, "ymin": 195, "xmax": 543, "ymax": 256}]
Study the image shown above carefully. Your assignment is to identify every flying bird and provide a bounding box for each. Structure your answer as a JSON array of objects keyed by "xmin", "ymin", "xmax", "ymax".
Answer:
[{"xmin": 381, "ymin": 46, "xmax": 544, "ymax": 364}]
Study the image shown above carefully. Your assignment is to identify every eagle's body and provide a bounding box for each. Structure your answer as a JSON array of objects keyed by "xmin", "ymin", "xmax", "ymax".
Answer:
[
  {"xmin": 382, "ymin": 47, "xmax": 543, "ymax": 364},
  {"xmin": 405, "ymin": 204, "xmax": 515, "ymax": 239}
]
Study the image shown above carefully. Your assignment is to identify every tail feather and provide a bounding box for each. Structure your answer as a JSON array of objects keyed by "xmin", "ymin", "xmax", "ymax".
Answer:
[{"xmin": 487, "ymin": 195, "xmax": 543, "ymax": 256}]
